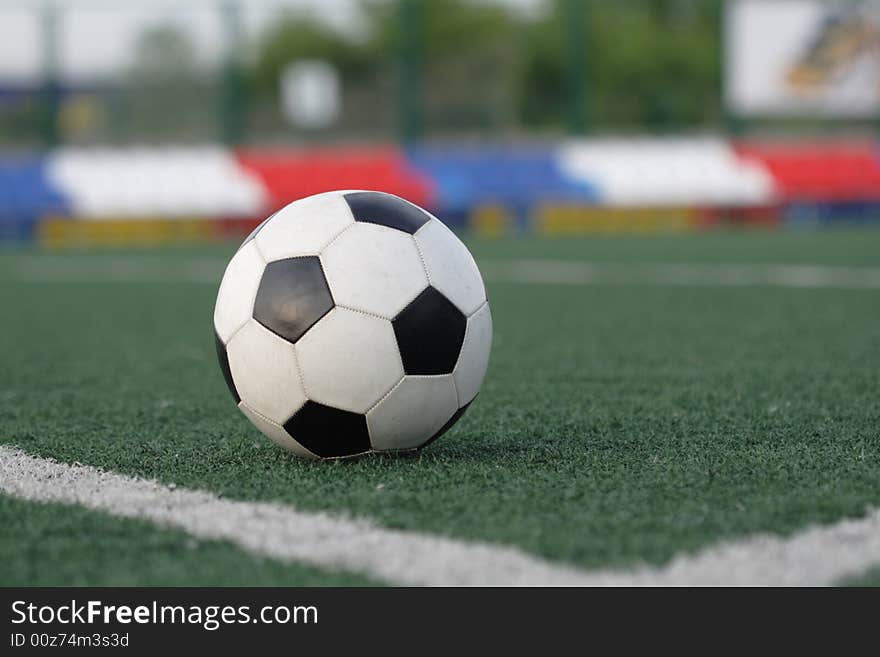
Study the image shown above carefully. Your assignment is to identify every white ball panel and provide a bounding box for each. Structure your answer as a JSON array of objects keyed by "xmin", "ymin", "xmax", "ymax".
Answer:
[
  {"xmin": 367, "ymin": 375, "xmax": 459, "ymax": 451},
  {"xmin": 213, "ymin": 240, "xmax": 265, "ymax": 344},
  {"xmin": 415, "ymin": 219, "xmax": 486, "ymax": 316},
  {"xmin": 321, "ymin": 222, "xmax": 428, "ymax": 318},
  {"xmin": 296, "ymin": 307, "xmax": 404, "ymax": 413},
  {"xmin": 254, "ymin": 191, "xmax": 355, "ymax": 262},
  {"xmin": 453, "ymin": 302, "xmax": 492, "ymax": 405},
  {"xmin": 226, "ymin": 319, "xmax": 308, "ymax": 424},
  {"xmin": 238, "ymin": 401, "xmax": 317, "ymax": 459}
]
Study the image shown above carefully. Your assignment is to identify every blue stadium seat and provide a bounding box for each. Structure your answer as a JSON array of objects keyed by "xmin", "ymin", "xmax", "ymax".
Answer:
[
  {"xmin": 407, "ymin": 146, "xmax": 599, "ymax": 220},
  {"xmin": 0, "ymin": 155, "xmax": 70, "ymax": 242}
]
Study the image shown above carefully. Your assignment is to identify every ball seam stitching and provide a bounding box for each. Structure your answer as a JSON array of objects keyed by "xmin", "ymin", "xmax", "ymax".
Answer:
[
  {"xmin": 317, "ymin": 220, "xmax": 357, "ymax": 255},
  {"xmin": 451, "ymin": 300, "xmax": 488, "ymax": 381},
  {"xmin": 412, "ymin": 233, "xmax": 432, "ymax": 286},
  {"xmin": 291, "ymin": 344, "xmax": 311, "ymax": 401},
  {"xmin": 335, "ymin": 304, "xmax": 391, "ymax": 322},
  {"xmin": 239, "ymin": 400, "xmax": 318, "ymax": 459},
  {"xmin": 366, "ymin": 373, "xmax": 406, "ymax": 415}
]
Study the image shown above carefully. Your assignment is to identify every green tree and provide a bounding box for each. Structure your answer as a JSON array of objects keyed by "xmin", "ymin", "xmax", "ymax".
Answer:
[
  {"xmin": 245, "ymin": 0, "xmax": 726, "ymax": 138},
  {"xmin": 367, "ymin": 0, "xmax": 522, "ymax": 134},
  {"xmin": 520, "ymin": 0, "xmax": 724, "ymax": 132},
  {"xmin": 367, "ymin": 0, "xmax": 517, "ymax": 60},
  {"xmin": 130, "ymin": 25, "xmax": 199, "ymax": 81},
  {"xmin": 250, "ymin": 17, "xmax": 372, "ymax": 99}
]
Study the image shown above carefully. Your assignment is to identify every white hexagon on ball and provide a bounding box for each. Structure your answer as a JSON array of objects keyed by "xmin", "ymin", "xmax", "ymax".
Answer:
[
  {"xmin": 225, "ymin": 318, "xmax": 307, "ymax": 424},
  {"xmin": 454, "ymin": 302, "xmax": 493, "ymax": 406},
  {"xmin": 415, "ymin": 218, "xmax": 487, "ymax": 316},
  {"xmin": 253, "ymin": 191, "xmax": 354, "ymax": 262},
  {"xmin": 295, "ymin": 307, "xmax": 404, "ymax": 414},
  {"xmin": 321, "ymin": 222, "xmax": 428, "ymax": 318},
  {"xmin": 238, "ymin": 401, "xmax": 316, "ymax": 459},
  {"xmin": 213, "ymin": 240, "xmax": 265, "ymax": 343},
  {"xmin": 367, "ymin": 375, "xmax": 459, "ymax": 451},
  {"xmin": 213, "ymin": 190, "xmax": 492, "ymax": 459}
]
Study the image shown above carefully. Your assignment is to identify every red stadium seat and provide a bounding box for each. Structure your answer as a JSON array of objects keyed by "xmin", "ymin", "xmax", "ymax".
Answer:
[
  {"xmin": 735, "ymin": 142, "xmax": 880, "ymax": 202},
  {"xmin": 237, "ymin": 148, "xmax": 435, "ymax": 214}
]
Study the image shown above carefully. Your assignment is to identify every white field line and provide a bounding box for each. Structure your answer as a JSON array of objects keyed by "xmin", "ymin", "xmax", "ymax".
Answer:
[
  {"xmin": 11, "ymin": 256, "xmax": 224, "ymax": 284},
  {"xmin": 480, "ymin": 259, "xmax": 880, "ymax": 290},
  {"xmin": 9, "ymin": 255, "xmax": 880, "ymax": 289},
  {"xmin": 1, "ymin": 445, "xmax": 878, "ymax": 586}
]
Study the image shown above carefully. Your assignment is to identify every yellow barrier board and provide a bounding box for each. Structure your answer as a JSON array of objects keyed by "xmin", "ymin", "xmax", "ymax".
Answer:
[
  {"xmin": 533, "ymin": 205, "xmax": 699, "ymax": 235},
  {"xmin": 38, "ymin": 217, "xmax": 219, "ymax": 249},
  {"xmin": 471, "ymin": 204, "xmax": 514, "ymax": 238}
]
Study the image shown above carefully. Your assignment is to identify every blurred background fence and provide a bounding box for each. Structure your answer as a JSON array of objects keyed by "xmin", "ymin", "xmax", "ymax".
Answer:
[{"xmin": 1, "ymin": 0, "xmax": 879, "ymax": 245}]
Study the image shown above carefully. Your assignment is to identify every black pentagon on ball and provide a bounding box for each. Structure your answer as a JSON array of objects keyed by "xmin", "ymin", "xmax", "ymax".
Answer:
[
  {"xmin": 344, "ymin": 191, "xmax": 431, "ymax": 234},
  {"xmin": 283, "ymin": 401, "xmax": 371, "ymax": 458},
  {"xmin": 393, "ymin": 286, "xmax": 467, "ymax": 375},
  {"xmin": 253, "ymin": 256, "xmax": 334, "ymax": 344},
  {"xmin": 214, "ymin": 330, "xmax": 240, "ymax": 403}
]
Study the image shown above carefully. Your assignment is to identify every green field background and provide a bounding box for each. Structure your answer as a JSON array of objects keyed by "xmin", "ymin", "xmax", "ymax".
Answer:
[{"xmin": 2, "ymin": 228, "xmax": 879, "ymax": 585}]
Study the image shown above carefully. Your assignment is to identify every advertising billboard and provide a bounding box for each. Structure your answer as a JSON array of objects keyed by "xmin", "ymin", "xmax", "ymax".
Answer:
[{"xmin": 726, "ymin": 0, "xmax": 880, "ymax": 117}]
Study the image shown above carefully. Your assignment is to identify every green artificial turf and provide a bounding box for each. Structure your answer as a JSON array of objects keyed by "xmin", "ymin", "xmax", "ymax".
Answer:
[
  {"xmin": 0, "ymin": 496, "xmax": 375, "ymax": 586},
  {"xmin": 1, "ymin": 227, "xmax": 879, "ymax": 584},
  {"xmin": 469, "ymin": 225, "xmax": 880, "ymax": 266}
]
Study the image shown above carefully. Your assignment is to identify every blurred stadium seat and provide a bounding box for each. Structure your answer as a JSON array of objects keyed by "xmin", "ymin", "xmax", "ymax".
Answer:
[
  {"xmin": 736, "ymin": 142, "xmax": 880, "ymax": 202},
  {"xmin": 0, "ymin": 1, "xmax": 878, "ymax": 246},
  {"xmin": 4, "ymin": 137, "xmax": 879, "ymax": 246},
  {"xmin": 407, "ymin": 146, "xmax": 598, "ymax": 229},
  {"xmin": 237, "ymin": 147, "xmax": 433, "ymax": 214},
  {"xmin": 559, "ymin": 138, "xmax": 776, "ymax": 208},
  {"xmin": 47, "ymin": 146, "xmax": 267, "ymax": 219},
  {"xmin": 0, "ymin": 155, "xmax": 68, "ymax": 242}
]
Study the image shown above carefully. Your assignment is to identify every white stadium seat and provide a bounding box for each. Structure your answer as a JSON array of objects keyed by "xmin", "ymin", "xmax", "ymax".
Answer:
[
  {"xmin": 47, "ymin": 146, "xmax": 268, "ymax": 219},
  {"xmin": 558, "ymin": 137, "xmax": 776, "ymax": 207}
]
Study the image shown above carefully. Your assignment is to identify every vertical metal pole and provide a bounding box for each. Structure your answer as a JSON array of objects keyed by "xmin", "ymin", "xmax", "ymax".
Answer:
[
  {"xmin": 41, "ymin": 1, "xmax": 60, "ymax": 147},
  {"xmin": 220, "ymin": 0, "xmax": 245, "ymax": 145},
  {"xmin": 397, "ymin": 0, "xmax": 422, "ymax": 144},
  {"xmin": 719, "ymin": 0, "xmax": 743, "ymax": 136},
  {"xmin": 565, "ymin": 0, "xmax": 588, "ymax": 135}
]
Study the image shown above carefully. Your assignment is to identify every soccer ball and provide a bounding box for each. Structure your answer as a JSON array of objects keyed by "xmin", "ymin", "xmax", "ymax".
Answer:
[{"xmin": 213, "ymin": 191, "xmax": 492, "ymax": 459}]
